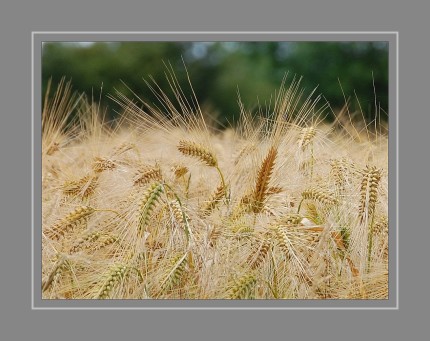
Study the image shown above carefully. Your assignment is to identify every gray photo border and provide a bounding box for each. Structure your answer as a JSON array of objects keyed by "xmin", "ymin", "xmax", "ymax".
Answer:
[{"xmin": 33, "ymin": 31, "xmax": 398, "ymax": 310}]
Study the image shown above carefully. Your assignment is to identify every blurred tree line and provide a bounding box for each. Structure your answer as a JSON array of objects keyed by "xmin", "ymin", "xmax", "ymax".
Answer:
[{"xmin": 42, "ymin": 41, "xmax": 388, "ymax": 127}]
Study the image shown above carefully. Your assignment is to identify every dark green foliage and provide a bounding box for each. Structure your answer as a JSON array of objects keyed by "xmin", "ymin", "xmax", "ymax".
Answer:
[{"xmin": 42, "ymin": 41, "xmax": 388, "ymax": 126}]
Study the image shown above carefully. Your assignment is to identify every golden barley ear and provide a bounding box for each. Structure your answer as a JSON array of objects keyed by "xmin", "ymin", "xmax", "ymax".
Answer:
[
  {"xmin": 275, "ymin": 225, "xmax": 293, "ymax": 258},
  {"xmin": 298, "ymin": 126, "xmax": 316, "ymax": 151},
  {"xmin": 177, "ymin": 140, "xmax": 218, "ymax": 167},
  {"xmin": 201, "ymin": 183, "xmax": 226, "ymax": 215},
  {"xmin": 45, "ymin": 206, "xmax": 96, "ymax": 240},
  {"xmin": 42, "ymin": 255, "xmax": 69, "ymax": 292},
  {"xmin": 46, "ymin": 142, "xmax": 60, "ymax": 156},
  {"xmin": 301, "ymin": 187, "xmax": 338, "ymax": 206},
  {"xmin": 170, "ymin": 199, "xmax": 190, "ymax": 232},
  {"xmin": 69, "ymin": 230, "xmax": 101, "ymax": 254},
  {"xmin": 134, "ymin": 164, "xmax": 162, "ymax": 186},
  {"xmin": 208, "ymin": 224, "xmax": 223, "ymax": 247},
  {"xmin": 373, "ymin": 215, "xmax": 388, "ymax": 236},
  {"xmin": 358, "ymin": 165, "xmax": 382, "ymax": 223},
  {"xmin": 233, "ymin": 142, "xmax": 257, "ymax": 165},
  {"xmin": 278, "ymin": 213, "xmax": 304, "ymax": 226},
  {"xmin": 92, "ymin": 156, "xmax": 117, "ymax": 173},
  {"xmin": 227, "ymin": 273, "xmax": 257, "ymax": 299},
  {"xmin": 93, "ymin": 234, "xmax": 118, "ymax": 251},
  {"xmin": 110, "ymin": 142, "xmax": 137, "ymax": 157},
  {"xmin": 61, "ymin": 174, "xmax": 99, "ymax": 199},
  {"xmin": 227, "ymin": 218, "xmax": 254, "ymax": 239},
  {"xmin": 252, "ymin": 146, "xmax": 278, "ymax": 213},
  {"xmin": 247, "ymin": 238, "xmax": 271, "ymax": 270},
  {"xmin": 171, "ymin": 164, "xmax": 189, "ymax": 178}
]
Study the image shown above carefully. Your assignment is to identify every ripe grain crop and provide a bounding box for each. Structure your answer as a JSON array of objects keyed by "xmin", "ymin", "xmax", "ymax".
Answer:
[{"xmin": 41, "ymin": 71, "xmax": 389, "ymax": 299}]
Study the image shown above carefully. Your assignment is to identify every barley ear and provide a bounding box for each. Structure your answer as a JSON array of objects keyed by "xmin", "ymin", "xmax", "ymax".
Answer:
[
  {"xmin": 252, "ymin": 146, "xmax": 278, "ymax": 213},
  {"xmin": 177, "ymin": 140, "xmax": 217, "ymax": 167},
  {"xmin": 134, "ymin": 165, "xmax": 162, "ymax": 186},
  {"xmin": 228, "ymin": 273, "xmax": 257, "ymax": 299},
  {"xmin": 137, "ymin": 182, "xmax": 164, "ymax": 233},
  {"xmin": 45, "ymin": 206, "xmax": 95, "ymax": 240},
  {"xmin": 201, "ymin": 183, "xmax": 226, "ymax": 215},
  {"xmin": 247, "ymin": 238, "xmax": 271, "ymax": 270},
  {"xmin": 160, "ymin": 253, "xmax": 188, "ymax": 293},
  {"xmin": 358, "ymin": 165, "xmax": 382, "ymax": 224},
  {"xmin": 97, "ymin": 265, "xmax": 129, "ymax": 299}
]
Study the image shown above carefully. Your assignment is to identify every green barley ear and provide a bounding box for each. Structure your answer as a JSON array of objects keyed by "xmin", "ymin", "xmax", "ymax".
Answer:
[
  {"xmin": 137, "ymin": 182, "xmax": 164, "ymax": 233},
  {"xmin": 304, "ymin": 202, "xmax": 324, "ymax": 225},
  {"xmin": 358, "ymin": 165, "xmax": 382, "ymax": 224},
  {"xmin": 228, "ymin": 273, "xmax": 257, "ymax": 299},
  {"xmin": 97, "ymin": 265, "xmax": 129, "ymax": 299},
  {"xmin": 160, "ymin": 253, "xmax": 188, "ymax": 293},
  {"xmin": 227, "ymin": 219, "xmax": 254, "ymax": 239}
]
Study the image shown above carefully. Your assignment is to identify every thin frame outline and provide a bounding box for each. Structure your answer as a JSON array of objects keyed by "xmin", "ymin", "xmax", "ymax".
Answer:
[{"xmin": 32, "ymin": 31, "xmax": 398, "ymax": 310}]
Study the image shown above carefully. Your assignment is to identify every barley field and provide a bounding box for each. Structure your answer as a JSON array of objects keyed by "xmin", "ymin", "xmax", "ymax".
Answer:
[{"xmin": 41, "ymin": 71, "xmax": 388, "ymax": 299}]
